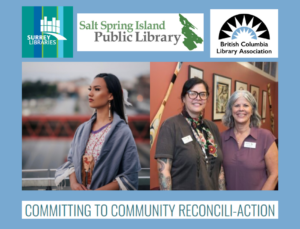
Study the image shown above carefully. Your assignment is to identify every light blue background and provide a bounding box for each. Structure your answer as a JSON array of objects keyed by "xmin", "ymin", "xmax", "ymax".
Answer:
[{"xmin": 0, "ymin": 0, "xmax": 298, "ymax": 228}]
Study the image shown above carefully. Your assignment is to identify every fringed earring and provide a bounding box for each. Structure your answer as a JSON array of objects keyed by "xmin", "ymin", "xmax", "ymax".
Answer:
[{"xmin": 109, "ymin": 101, "xmax": 111, "ymax": 121}]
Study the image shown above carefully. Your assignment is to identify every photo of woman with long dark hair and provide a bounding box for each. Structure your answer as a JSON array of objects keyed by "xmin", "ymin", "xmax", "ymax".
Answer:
[{"xmin": 55, "ymin": 73, "xmax": 141, "ymax": 190}]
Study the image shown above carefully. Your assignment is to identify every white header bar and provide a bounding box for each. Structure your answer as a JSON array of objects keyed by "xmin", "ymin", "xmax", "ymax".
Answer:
[{"xmin": 77, "ymin": 14, "xmax": 204, "ymax": 52}]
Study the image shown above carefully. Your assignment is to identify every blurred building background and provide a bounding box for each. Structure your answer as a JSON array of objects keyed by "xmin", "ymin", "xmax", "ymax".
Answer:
[{"xmin": 22, "ymin": 62, "xmax": 150, "ymax": 190}]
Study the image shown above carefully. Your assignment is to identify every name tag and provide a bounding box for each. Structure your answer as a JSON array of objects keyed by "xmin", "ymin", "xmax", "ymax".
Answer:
[
  {"xmin": 244, "ymin": 141, "xmax": 256, "ymax": 148},
  {"xmin": 182, "ymin": 135, "xmax": 193, "ymax": 144}
]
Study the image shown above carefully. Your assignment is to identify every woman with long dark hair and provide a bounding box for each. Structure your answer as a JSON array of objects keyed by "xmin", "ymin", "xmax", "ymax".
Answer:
[
  {"xmin": 55, "ymin": 73, "xmax": 141, "ymax": 190},
  {"xmin": 155, "ymin": 78, "xmax": 225, "ymax": 190}
]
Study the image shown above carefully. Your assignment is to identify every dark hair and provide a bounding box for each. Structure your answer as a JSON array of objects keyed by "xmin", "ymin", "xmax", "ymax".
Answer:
[
  {"xmin": 94, "ymin": 73, "xmax": 126, "ymax": 123},
  {"xmin": 181, "ymin": 78, "xmax": 210, "ymax": 101}
]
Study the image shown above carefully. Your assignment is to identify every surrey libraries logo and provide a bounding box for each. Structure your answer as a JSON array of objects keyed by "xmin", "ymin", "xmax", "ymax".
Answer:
[
  {"xmin": 22, "ymin": 6, "xmax": 73, "ymax": 58},
  {"xmin": 210, "ymin": 10, "xmax": 278, "ymax": 58}
]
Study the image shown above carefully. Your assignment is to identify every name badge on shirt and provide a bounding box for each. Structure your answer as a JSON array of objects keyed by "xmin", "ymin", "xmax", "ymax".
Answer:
[
  {"xmin": 182, "ymin": 135, "xmax": 193, "ymax": 144},
  {"xmin": 244, "ymin": 141, "xmax": 256, "ymax": 148}
]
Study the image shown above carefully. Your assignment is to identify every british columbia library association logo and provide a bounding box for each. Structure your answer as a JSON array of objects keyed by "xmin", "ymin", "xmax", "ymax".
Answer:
[
  {"xmin": 22, "ymin": 6, "xmax": 73, "ymax": 58},
  {"xmin": 210, "ymin": 9, "xmax": 278, "ymax": 58}
]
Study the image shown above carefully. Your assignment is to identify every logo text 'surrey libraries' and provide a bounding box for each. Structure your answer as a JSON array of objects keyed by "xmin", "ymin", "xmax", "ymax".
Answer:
[
  {"xmin": 22, "ymin": 6, "xmax": 73, "ymax": 58},
  {"xmin": 210, "ymin": 9, "xmax": 278, "ymax": 58},
  {"xmin": 77, "ymin": 14, "xmax": 204, "ymax": 52}
]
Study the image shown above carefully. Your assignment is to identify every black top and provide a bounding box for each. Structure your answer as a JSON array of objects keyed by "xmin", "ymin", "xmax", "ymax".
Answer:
[{"xmin": 155, "ymin": 114, "xmax": 223, "ymax": 190}]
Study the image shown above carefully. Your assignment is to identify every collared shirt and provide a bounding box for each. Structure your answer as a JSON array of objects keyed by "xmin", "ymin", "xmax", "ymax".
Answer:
[{"xmin": 221, "ymin": 127, "xmax": 275, "ymax": 190}]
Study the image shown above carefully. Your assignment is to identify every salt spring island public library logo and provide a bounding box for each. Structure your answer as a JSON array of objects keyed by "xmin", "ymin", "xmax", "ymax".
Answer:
[
  {"xmin": 210, "ymin": 9, "xmax": 278, "ymax": 58},
  {"xmin": 77, "ymin": 14, "xmax": 204, "ymax": 52},
  {"xmin": 22, "ymin": 6, "xmax": 73, "ymax": 58}
]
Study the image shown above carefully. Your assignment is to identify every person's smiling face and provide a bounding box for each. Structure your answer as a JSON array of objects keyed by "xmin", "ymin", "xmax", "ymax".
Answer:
[
  {"xmin": 183, "ymin": 83, "xmax": 208, "ymax": 118},
  {"xmin": 88, "ymin": 77, "xmax": 113, "ymax": 109},
  {"xmin": 232, "ymin": 96, "xmax": 253, "ymax": 126}
]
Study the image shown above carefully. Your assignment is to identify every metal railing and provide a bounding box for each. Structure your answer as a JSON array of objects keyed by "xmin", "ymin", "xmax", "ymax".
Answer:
[{"xmin": 22, "ymin": 168, "xmax": 150, "ymax": 190}]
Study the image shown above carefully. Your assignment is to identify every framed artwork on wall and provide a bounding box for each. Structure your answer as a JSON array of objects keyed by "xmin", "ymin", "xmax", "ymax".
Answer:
[
  {"xmin": 213, "ymin": 74, "xmax": 232, "ymax": 121},
  {"xmin": 235, "ymin": 80, "xmax": 248, "ymax": 91},
  {"xmin": 250, "ymin": 85, "xmax": 260, "ymax": 109},
  {"xmin": 262, "ymin": 90, "xmax": 267, "ymax": 119},
  {"xmin": 189, "ymin": 65, "xmax": 203, "ymax": 79}
]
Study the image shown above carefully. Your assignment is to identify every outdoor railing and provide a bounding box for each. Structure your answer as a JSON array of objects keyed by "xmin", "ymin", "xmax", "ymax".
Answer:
[{"xmin": 22, "ymin": 168, "xmax": 150, "ymax": 190}]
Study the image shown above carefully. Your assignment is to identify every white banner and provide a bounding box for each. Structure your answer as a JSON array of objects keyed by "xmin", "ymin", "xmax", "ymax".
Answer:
[
  {"xmin": 22, "ymin": 201, "xmax": 278, "ymax": 219},
  {"xmin": 77, "ymin": 14, "xmax": 204, "ymax": 52},
  {"xmin": 210, "ymin": 9, "xmax": 278, "ymax": 58}
]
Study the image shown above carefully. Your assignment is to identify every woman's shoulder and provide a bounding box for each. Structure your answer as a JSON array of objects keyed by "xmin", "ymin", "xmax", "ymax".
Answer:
[
  {"xmin": 254, "ymin": 127, "xmax": 275, "ymax": 138},
  {"xmin": 78, "ymin": 118, "xmax": 92, "ymax": 129},
  {"xmin": 161, "ymin": 114, "xmax": 185, "ymax": 127},
  {"xmin": 71, "ymin": 118, "xmax": 94, "ymax": 144},
  {"xmin": 253, "ymin": 128, "xmax": 276, "ymax": 152},
  {"xmin": 221, "ymin": 127, "xmax": 231, "ymax": 134},
  {"xmin": 76, "ymin": 113, "xmax": 96, "ymax": 130},
  {"xmin": 74, "ymin": 116, "xmax": 92, "ymax": 132},
  {"xmin": 115, "ymin": 121, "xmax": 131, "ymax": 134},
  {"xmin": 203, "ymin": 119, "xmax": 215, "ymax": 126},
  {"xmin": 257, "ymin": 127, "xmax": 272, "ymax": 134},
  {"xmin": 108, "ymin": 117, "xmax": 134, "ymax": 141},
  {"xmin": 220, "ymin": 127, "xmax": 231, "ymax": 139},
  {"xmin": 203, "ymin": 119, "xmax": 219, "ymax": 131}
]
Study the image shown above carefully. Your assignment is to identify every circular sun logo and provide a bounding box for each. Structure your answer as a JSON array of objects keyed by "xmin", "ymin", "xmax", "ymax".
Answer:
[{"xmin": 218, "ymin": 14, "xmax": 270, "ymax": 40}]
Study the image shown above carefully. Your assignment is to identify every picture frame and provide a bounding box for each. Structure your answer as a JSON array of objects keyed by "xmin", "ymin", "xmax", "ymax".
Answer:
[
  {"xmin": 250, "ymin": 85, "xmax": 260, "ymax": 109},
  {"xmin": 262, "ymin": 90, "xmax": 267, "ymax": 119},
  {"xmin": 189, "ymin": 65, "xmax": 203, "ymax": 79},
  {"xmin": 213, "ymin": 74, "xmax": 232, "ymax": 121},
  {"xmin": 235, "ymin": 80, "xmax": 248, "ymax": 91}
]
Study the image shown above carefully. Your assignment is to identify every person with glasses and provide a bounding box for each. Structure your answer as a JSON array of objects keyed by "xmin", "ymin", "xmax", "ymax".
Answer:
[
  {"xmin": 221, "ymin": 90, "xmax": 278, "ymax": 190},
  {"xmin": 155, "ymin": 78, "xmax": 225, "ymax": 190}
]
